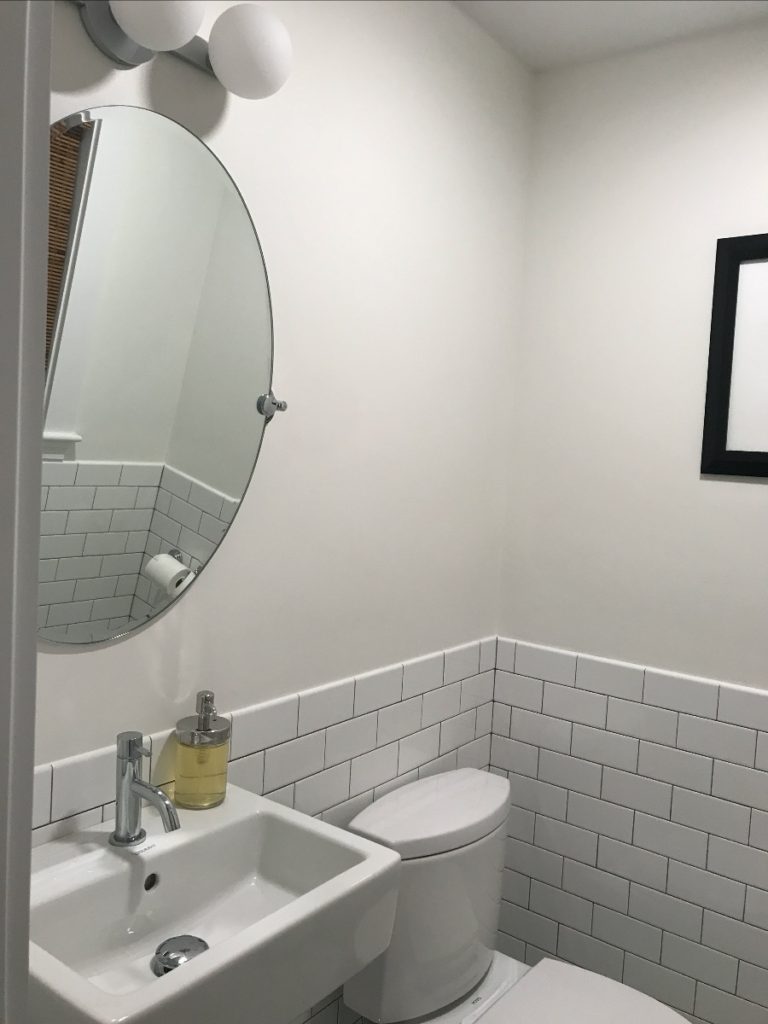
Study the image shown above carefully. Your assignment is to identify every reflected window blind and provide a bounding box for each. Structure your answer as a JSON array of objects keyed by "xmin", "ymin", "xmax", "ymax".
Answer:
[{"xmin": 47, "ymin": 123, "xmax": 89, "ymax": 370}]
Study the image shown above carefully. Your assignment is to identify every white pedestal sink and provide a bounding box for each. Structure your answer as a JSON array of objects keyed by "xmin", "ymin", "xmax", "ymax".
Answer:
[{"xmin": 29, "ymin": 785, "xmax": 401, "ymax": 1024}]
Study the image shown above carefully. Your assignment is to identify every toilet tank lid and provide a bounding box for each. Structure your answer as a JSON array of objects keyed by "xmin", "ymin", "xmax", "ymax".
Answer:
[{"xmin": 347, "ymin": 768, "xmax": 510, "ymax": 859}]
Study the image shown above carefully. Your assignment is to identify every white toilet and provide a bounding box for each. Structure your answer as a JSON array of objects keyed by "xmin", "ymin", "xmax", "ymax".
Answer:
[{"xmin": 343, "ymin": 768, "xmax": 684, "ymax": 1024}]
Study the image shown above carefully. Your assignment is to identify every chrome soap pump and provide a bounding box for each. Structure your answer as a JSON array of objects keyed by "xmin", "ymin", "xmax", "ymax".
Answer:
[{"xmin": 174, "ymin": 690, "xmax": 231, "ymax": 809}]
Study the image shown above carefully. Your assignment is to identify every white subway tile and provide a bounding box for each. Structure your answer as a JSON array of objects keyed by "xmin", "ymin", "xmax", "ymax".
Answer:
[
  {"xmin": 75, "ymin": 463, "xmax": 121, "ymax": 486},
  {"xmin": 230, "ymin": 695, "xmax": 298, "ymax": 759},
  {"xmin": 534, "ymin": 815, "xmax": 597, "ymax": 866},
  {"xmin": 543, "ymin": 681, "xmax": 607, "ymax": 727},
  {"xmin": 298, "ymin": 678, "xmax": 354, "ymax": 735},
  {"xmin": 571, "ymin": 723, "xmax": 639, "ymax": 771},
  {"xmin": 491, "ymin": 735, "xmax": 538, "ymax": 777},
  {"xmin": 42, "ymin": 462, "xmax": 76, "ymax": 486},
  {"xmin": 421, "ymin": 681, "xmax": 460, "ymax": 727},
  {"xmin": 168, "ymin": 496, "xmax": 202, "ymax": 532},
  {"xmin": 438, "ymin": 712, "xmax": 474, "ymax": 755},
  {"xmin": 530, "ymin": 879, "xmax": 592, "ymax": 931},
  {"xmin": 401, "ymin": 724, "xmax": 440, "ymax": 770},
  {"xmin": 634, "ymin": 813, "xmax": 708, "ymax": 868},
  {"xmin": 695, "ymin": 984, "xmax": 766, "ymax": 1024},
  {"xmin": 718, "ymin": 685, "xmax": 768, "ymax": 733},
  {"xmin": 750, "ymin": 809, "xmax": 768, "ymax": 851},
  {"xmin": 703, "ymin": 910, "xmax": 768, "ymax": 969},
  {"xmin": 563, "ymin": 859, "xmax": 628, "ymax": 913},
  {"xmin": 40, "ymin": 534, "xmax": 85, "ymax": 559},
  {"xmin": 756, "ymin": 732, "xmax": 768, "ymax": 771},
  {"xmin": 624, "ymin": 954, "xmax": 695, "ymax": 1013},
  {"xmin": 502, "ymin": 867, "xmax": 530, "ymax": 908},
  {"xmin": 667, "ymin": 862, "xmax": 745, "ymax": 918},
  {"xmin": 576, "ymin": 655, "xmax": 644, "ymax": 701},
  {"xmin": 120, "ymin": 463, "xmax": 162, "ymax": 487},
  {"xmin": 594, "ymin": 905, "xmax": 661, "ymax": 961},
  {"xmin": 295, "ymin": 763, "xmax": 350, "ymax": 816},
  {"xmin": 263, "ymin": 733, "xmax": 325, "ymax": 791},
  {"xmin": 602, "ymin": 767, "xmax": 672, "ymax": 818},
  {"xmin": 475, "ymin": 702, "xmax": 492, "ymax": 737},
  {"xmin": 677, "ymin": 714, "xmax": 756, "ymax": 768},
  {"xmin": 597, "ymin": 836, "xmax": 668, "ymax": 890},
  {"xmin": 510, "ymin": 708, "xmax": 572, "ymax": 753},
  {"xmin": 500, "ymin": 903, "xmax": 557, "ymax": 953},
  {"xmin": 263, "ymin": 784, "xmax": 294, "ymax": 807},
  {"xmin": 73, "ymin": 577, "xmax": 118, "ymax": 602},
  {"xmin": 402, "ymin": 653, "xmax": 443, "ymax": 698},
  {"xmin": 508, "ymin": 774, "xmax": 567, "ymax": 820},
  {"xmin": 712, "ymin": 761, "xmax": 768, "ymax": 812},
  {"xmin": 354, "ymin": 665, "xmax": 402, "ymax": 715},
  {"xmin": 495, "ymin": 671, "xmax": 543, "ymax": 711},
  {"xmin": 507, "ymin": 805, "xmax": 535, "ymax": 843},
  {"xmin": 538, "ymin": 749, "xmax": 602, "ymax": 797},
  {"xmin": 460, "ymin": 672, "xmax": 493, "ymax": 710},
  {"xmin": 644, "ymin": 670, "xmax": 719, "ymax": 719},
  {"xmin": 662, "ymin": 933, "xmax": 737, "ymax": 992},
  {"xmin": 161, "ymin": 466, "xmax": 192, "ymax": 500},
  {"xmin": 227, "ymin": 751, "xmax": 265, "ymax": 795},
  {"xmin": 51, "ymin": 744, "xmax": 117, "ymax": 820},
  {"xmin": 607, "ymin": 697, "xmax": 678, "ymax": 745},
  {"xmin": 629, "ymin": 883, "xmax": 703, "ymax": 941},
  {"xmin": 32, "ymin": 807, "xmax": 102, "ymax": 848},
  {"xmin": 188, "ymin": 481, "xmax": 224, "ymax": 518},
  {"xmin": 492, "ymin": 702, "xmax": 511, "ymax": 736},
  {"xmin": 92, "ymin": 486, "xmax": 137, "ymax": 510},
  {"xmin": 349, "ymin": 743, "xmax": 398, "ymax": 796},
  {"xmin": 496, "ymin": 638, "xmax": 516, "ymax": 672},
  {"xmin": 40, "ymin": 511, "xmax": 68, "ymax": 536},
  {"xmin": 558, "ymin": 926, "xmax": 624, "ymax": 982},
  {"xmin": 457, "ymin": 735, "xmax": 490, "ymax": 769},
  {"xmin": 47, "ymin": 600, "xmax": 94, "ymax": 626},
  {"xmin": 515, "ymin": 642, "xmax": 576, "ymax": 686},
  {"xmin": 65, "ymin": 510, "xmax": 112, "ymax": 534},
  {"xmin": 325, "ymin": 713, "xmax": 377, "ymax": 767},
  {"xmin": 737, "ymin": 963, "xmax": 768, "ymax": 1010},
  {"xmin": 32, "ymin": 765, "xmax": 52, "ymax": 828},
  {"xmin": 672, "ymin": 788, "xmax": 750, "ymax": 844},
  {"xmin": 708, "ymin": 836, "xmax": 768, "ymax": 889},
  {"xmin": 83, "ymin": 533, "xmax": 128, "ymax": 556},
  {"xmin": 375, "ymin": 769, "xmax": 419, "ymax": 798},
  {"xmin": 444, "ymin": 642, "xmax": 480, "ymax": 684},
  {"xmin": 378, "ymin": 696, "xmax": 422, "ymax": 745},
  {"xmin": 745, "ymin": 887, "xmax": 768, "ymax": 930},
  {"xmin": 479, "ymin": 637, "xmax": 496, "ymax": 673},
  {"xmin": 638, "ymin": 741, "xmax": 712, "ymax": 794}
]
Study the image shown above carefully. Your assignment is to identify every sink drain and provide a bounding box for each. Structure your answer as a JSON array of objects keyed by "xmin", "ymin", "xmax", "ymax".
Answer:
[{"xmin": 151, "ymin": 935, "xmax": 209, "ymax": 976}]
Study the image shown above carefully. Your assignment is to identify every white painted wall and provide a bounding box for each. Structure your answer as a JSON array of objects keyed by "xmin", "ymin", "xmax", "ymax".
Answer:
[
  {"xmin": 38, "ymin": 0, "xmax": 530, "ymax": 761},
  {"xmin": 498, "ymin": 24, "xmax": 768, "ymax": 689},
  {"xmin": 0, "ymin": 2, "xmax": 50, "ymax": 1017}
]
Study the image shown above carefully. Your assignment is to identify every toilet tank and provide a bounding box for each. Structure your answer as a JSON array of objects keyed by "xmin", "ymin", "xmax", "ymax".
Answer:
[{"xmin": 343, "ymin": 769, "xmax": 510, "ymax": 1024}]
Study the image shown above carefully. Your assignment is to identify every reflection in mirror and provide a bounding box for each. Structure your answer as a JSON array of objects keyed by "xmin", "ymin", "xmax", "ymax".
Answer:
[
  {"xmin": 41, "ymin": 106, "xmax": 272, "ymax": 645},
  {"xmin": 726, "ymin": 259, "xmax": 768, "ymax": 452}
]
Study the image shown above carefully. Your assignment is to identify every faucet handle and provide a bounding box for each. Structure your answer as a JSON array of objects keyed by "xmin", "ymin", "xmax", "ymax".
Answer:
[{"xmin": 116, "ymin": 731, "xmax": 150, "ymax": 761}]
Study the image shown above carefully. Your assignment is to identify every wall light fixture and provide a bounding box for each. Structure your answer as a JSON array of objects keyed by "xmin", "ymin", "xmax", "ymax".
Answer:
[{"xmin": 74, "ymin": 1, "xmax": 293, "ymax": 99}]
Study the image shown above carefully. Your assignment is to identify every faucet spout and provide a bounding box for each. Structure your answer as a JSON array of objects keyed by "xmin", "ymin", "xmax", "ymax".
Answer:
[
  {"xmin": 131, "ymin": 778, "xmax": 181, "ymax": 833},
  {"xmin": 110, "ymin": 730, "xmax": 182, "ymax": 847}
]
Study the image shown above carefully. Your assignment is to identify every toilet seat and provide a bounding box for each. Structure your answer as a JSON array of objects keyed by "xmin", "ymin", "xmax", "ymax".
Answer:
[{"xmin": 481, "ymin": 958, "xmax": 684, "ymax": 1024}]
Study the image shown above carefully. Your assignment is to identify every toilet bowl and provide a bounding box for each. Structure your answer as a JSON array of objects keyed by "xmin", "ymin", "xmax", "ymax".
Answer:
[{"xmin": 342, "ymin": 768, "xmax": 685, "ymax": 1024}]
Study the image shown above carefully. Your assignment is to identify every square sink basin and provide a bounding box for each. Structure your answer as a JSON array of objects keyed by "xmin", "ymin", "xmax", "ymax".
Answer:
[{"xmin": 29, "ymin": 785, "xmax": 401, "ymax": 1024}]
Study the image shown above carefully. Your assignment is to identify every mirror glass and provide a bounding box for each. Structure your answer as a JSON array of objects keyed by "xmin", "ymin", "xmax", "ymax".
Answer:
[
  {"xmin": 40, "ymin": 106, "xmax": 272, "ymax": 645},
  {"xmin": 726, "ymin": 258, "xmax": 768, "ymax": 452}
]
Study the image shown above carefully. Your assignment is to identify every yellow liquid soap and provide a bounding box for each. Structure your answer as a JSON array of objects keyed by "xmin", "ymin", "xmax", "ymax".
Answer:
[{"xmin": 174, "ymin": 741, "xmax": 229, "ymax": 809}]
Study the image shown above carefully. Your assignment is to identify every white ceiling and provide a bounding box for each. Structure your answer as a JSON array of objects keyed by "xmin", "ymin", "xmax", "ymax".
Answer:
[{"xmin": 455, "ymin": 0, "xmax": 768, "ymax": 70}]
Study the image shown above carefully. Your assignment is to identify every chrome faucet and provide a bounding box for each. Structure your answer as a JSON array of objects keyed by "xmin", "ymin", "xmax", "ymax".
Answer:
[{"xmin": 110, "ymin": 731, "xmax": 181, "ymax": 847}]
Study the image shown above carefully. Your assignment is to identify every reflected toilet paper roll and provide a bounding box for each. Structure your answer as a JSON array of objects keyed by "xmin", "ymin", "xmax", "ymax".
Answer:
[{"xmin": 145, "ymin": 553, "xmax": 195, "ymax": 596}]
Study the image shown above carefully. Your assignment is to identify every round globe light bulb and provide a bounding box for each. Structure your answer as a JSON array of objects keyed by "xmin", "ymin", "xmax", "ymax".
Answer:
[
  {"xmin": 109, "ymin": 0, "xmax": 206, "ymax": 52},
  {"xmin": 208, "ymin": 4, "xmax": 292, "ymax": 100}
]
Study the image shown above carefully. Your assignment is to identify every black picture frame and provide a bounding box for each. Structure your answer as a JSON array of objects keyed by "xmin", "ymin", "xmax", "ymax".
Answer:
[{"xmin": 701, "ymin": 232, "xmax": 768, "ymax": 477}]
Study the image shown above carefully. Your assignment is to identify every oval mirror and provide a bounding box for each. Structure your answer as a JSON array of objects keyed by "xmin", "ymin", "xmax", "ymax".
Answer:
[{"xmin": 40, "ymin": 106, "xmax": 273, "ymax": 645}]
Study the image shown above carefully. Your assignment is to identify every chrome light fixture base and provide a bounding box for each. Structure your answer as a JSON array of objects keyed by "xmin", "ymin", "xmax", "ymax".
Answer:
[{"xmin": 76, "ymin": 0, "xmax": 154, "ymax": 69}]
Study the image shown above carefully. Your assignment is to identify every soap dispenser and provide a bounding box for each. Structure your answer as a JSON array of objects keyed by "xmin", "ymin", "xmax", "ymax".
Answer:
[{"xmin": 174, "ymin": 690, "xmax": 231, "ymax": 809}]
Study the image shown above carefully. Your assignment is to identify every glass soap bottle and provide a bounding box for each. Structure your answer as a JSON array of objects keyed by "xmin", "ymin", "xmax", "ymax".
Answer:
[{"xmin": 174, "ymin": 690, "xmax": 231, "ymax": 809}]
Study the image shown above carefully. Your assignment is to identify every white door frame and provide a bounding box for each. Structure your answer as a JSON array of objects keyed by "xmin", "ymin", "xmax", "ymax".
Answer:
[{"xmin": 0, "ymin": 2, "xmax": 52, "ymax": 1020}]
